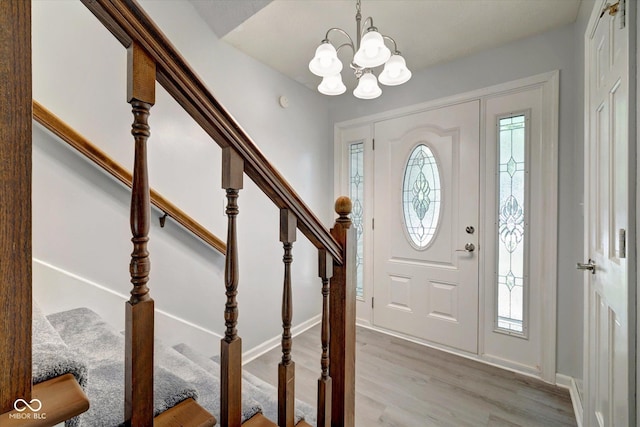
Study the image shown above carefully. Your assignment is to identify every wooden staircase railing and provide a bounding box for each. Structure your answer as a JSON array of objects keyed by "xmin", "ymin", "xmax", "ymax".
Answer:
[
  {"xmin": 1, "ymin": 0, "xmax": 356, "ymax": 426},
  {"xmin": 32, "ymin": 100, "xmax": 226, "ymax": 255}
]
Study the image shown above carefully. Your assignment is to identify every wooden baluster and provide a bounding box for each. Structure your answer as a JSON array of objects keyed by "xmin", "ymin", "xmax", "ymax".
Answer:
[
  {"xmin": 317, "ymin": 249, "xmax": 333, "ymax": 427},
  {"xmin": 329, "ymin": 196, "xmax": 356, "ymax": 427},
  {"xmin": 221, "ymin": 147, "xmax": 244, "ymax": 427},
  {"xmin": 0, "ymin": 0, "xmax": 32, "ymax": 413},
  {"xmin": 125, "ymin": 41, "xmax": 156, "ymax": 426},
  {"xmin": 278, "ymin": 209, "xmax": 297, "ymax": 427}
]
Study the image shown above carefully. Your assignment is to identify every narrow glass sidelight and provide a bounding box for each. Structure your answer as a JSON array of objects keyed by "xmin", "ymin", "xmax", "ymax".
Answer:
[
  {"xmin": 349, "ymin": 142, "xmax": 365, "ymax": 299},
  {"xmin": 402, "ymin": 144, "xmax": 441, "ymax": 250},
  {"xmin": 497, "ymin": 115, "xmax": 528, "ymax": 335}
]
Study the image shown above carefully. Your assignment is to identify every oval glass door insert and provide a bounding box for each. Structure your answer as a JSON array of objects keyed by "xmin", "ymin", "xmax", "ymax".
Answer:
[{"xmin": 402, "ymin": 144, "xmax": 441, "ymax": 249}]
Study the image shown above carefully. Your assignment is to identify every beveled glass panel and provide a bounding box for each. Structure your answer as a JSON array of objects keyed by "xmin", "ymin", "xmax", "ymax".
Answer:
[
  {"xmin": 349, "ymin": 142, "xmax": 365, "ymax": 299},
  {"xmin": 497, "ymin": 115, "xmax": 526, "ymax": 334},
  {"xmin": 402, "ymin": 144, "xmax": 441, "ymax": 249}
]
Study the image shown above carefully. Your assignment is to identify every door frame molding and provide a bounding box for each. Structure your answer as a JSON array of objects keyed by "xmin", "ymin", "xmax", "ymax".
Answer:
[{"xmin": 334, "ymin": 70, "xmax": 559, "ymax": 382}]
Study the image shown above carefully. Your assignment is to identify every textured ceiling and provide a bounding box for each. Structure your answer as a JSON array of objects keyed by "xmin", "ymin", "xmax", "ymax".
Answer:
[{"xmin": 191, "ymin": 0, "xmax": 581, "ymax": 91}]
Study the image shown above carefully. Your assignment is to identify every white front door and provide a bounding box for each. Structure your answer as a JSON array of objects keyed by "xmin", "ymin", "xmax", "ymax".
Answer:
[
  {"xmin": 372, "ymin": 101, "xmax": 480, "ymax": 353},
  {"xmin": 584, "ymin": 1, "xmax": 633, "ymax": 425}
]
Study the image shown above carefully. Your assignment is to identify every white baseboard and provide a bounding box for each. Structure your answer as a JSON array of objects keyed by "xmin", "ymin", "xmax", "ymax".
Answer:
[
  {"xmin": 556, "ymin": 374, "xmax": 583, "ymax": 427},
  {"xmin": 33, "ymin": 258, "xmax": 223, "ymax": 357},
  {"xmin": 242, "ymin": 314, "xmax": 321, "ymax": 365}
]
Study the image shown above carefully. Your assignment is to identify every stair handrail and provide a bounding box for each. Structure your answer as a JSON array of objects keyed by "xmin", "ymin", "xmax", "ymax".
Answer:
[
  {"xmin": 33, "ymin": 100, "xmax": 227, "ymax": 255},
  {"xmin": 81, "ymin": 0, "xmax": 343, "ymax": 266}
]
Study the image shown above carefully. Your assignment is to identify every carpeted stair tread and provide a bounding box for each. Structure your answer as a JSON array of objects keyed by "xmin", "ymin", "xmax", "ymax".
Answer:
[
  {"xmin": 242, "ymin": 413, "xmax": 278, "ymax": 427},
  {"xmin": 156, "ymin": 339, "xmax": 262, "ymax": 423},
  {"xmin": 154, "ymin": 398, "xmax": 216, "ymax": 427},
  {"xmin": 174, "ymin": 343, "xmax": 316, "ymax": 426},
  {"xmin": 0, "ymin": 374, "xmax": 90, "ymax": 427},
  {"xmin": 47, "ymin": 307, "xmax": 198, "ymax": 426},
  {"xmin": 32, "ymin": 302, "xmax": 88, "ymax": 389}
]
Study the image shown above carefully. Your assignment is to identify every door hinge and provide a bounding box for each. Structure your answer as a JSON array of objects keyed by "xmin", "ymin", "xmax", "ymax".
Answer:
[
  {"xmin": 619, "ymin": 228, "xmax": 626, "ymax": 258},
  {"xmin": 371, "ymin": 297, "xmax": 374, "ymax": 309},
  {"xmin": 372, "ymin": 218, "xmax": 374, "ymax": 230},
  {"xmin": 372, "ymin": 138, "xmax": 375, "ymax": 150},
  {"xmin": 600, "ymin": 0, "xmax": 625, "ymax": 28}
]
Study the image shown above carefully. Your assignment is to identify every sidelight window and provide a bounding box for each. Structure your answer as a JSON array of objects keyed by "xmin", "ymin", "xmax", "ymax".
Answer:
[
  {"xmin": 496, "ymin": 114, "xmax": 528, "ymax": 335},
  {"xmin": 349, "ymin": 142, "xmax": 365, "ymax": 299}
]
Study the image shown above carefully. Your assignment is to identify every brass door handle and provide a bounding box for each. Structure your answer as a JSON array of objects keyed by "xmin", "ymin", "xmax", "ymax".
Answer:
[{"xmin": 577, "ymin": 259, "xmax": 596, "ymax": 274}]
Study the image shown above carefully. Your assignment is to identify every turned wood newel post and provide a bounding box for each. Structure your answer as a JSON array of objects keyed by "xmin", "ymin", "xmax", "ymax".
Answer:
[
  {"xmin": 317, "ymin": 249, "xmax": 333, "ymax": 427},
  {"xmin": 125, "ymin": 41, "xmax": 156, "ymax": 426},
  {"xmin": 329, "ymin": 196, "xmax": 356, "ymax": 427},
  {"xmin": 221, "ymin": 147, "xmax": 244, "ymax": 427},
  {"xmin": 0, "ymin": 0, "xmax": 32, "ymax": 413},
  {"xmin": 278, "ymin": 209, "xmax": 297, "ymax": 427}
]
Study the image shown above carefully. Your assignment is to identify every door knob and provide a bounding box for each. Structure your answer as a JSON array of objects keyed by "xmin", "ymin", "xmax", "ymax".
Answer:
[
  {"xmin": 456, "ymin": 243, "xmax": 475, "ymax": 252},
  {"xmin": 577, "ymin": 259, "xmax": 596, "ymax": 274}
]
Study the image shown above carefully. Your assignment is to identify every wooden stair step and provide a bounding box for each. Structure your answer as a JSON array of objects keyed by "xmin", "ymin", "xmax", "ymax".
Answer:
[
  {"xmin": 0, "ymin": 373, "xmax": 89, "ymax": 426},
  {"xmin": 154, "ymin": 397, "xmax": 216, "ymax": 427},
  {"xmin": 242, "ymin": 413, "xmax": 313, "ymax": 427},
  {"xmin": 243, "ymin": 414, "xmax": 278, "ymax": 427}
]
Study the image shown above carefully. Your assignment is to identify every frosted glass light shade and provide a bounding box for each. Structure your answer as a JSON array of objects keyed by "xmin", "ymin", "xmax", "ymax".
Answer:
[
  {"xmin": 309, "ymin": 43, "xmax": 343, "ymax": 77},
  {"xmin": 318, "ymin": 73, "xmax": 346, "ymax": 95},
  {"xmin": 353, "ymin": 30, "xmax": 391, "ymax": 68},
  {"xmin": 353, "ymin": 72, "xmax": 382, "ymax": 99},
  {"xmin": 378, "ymin": 54, "xmax": 412, "ymax": 86}
]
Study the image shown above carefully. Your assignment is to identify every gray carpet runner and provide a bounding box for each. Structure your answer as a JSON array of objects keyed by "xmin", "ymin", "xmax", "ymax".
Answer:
[
  {"xmin": 34, "ymin": 305, "xmax": 315, "ymax": 426},
  {"xmin": 47, "ymin": 307, "xmax": 199, "ymax": 426},
  {"xmin": 174, "ymin": 343, "xmax": 316, "ymax": 425}
]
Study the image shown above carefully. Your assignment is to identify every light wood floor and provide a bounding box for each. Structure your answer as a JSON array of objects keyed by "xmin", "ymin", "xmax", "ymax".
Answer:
[{"xmin": 244, "ymin": 324, "xmax": 577, "ymax": 427}]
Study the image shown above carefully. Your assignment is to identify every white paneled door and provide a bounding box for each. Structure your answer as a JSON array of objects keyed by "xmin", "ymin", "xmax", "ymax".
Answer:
[
  {"xmin": 583, "ymin": 1, "xmax": 633, "ymax": 425},
  {"xmin": 372, "ymin": 101, "xmax": 480, "ymax": 353}
]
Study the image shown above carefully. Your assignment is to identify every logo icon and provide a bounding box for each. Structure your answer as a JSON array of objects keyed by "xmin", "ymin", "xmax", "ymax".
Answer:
[{"xmin": 13, "ymin": 398, "xmax": 42, "ymax": 412}]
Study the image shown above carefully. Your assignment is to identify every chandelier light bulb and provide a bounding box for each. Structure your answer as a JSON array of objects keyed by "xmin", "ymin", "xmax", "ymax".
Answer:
[
  {"xmin": 378, "ymin": 54, "xmax": 412, "ymax": 86},
  {"xmin": 309, "ymin": 42, "xmax": 343, "ymax": 77},
  {"xmin": 353, "ymin": 30, "xmax": 391, "ymax": 68},
  {"xmin": 318, "ymin": 73, "xmax": 346, "ymax": 96},
  {"xmin": 353, "ymin": 72, "xmax": 382, "ymax": 99}
]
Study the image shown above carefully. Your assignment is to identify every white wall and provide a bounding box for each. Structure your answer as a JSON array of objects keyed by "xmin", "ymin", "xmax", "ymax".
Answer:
[
  {"xmin": 328, "ymin": 23, "xmax": 584, "ymax": 379},
  {"xmin": 32, "ymin": 0, "xmax": 332, "ymax": 353}
]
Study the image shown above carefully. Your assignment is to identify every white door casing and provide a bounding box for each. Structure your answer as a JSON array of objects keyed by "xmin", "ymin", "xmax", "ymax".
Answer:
[
  {"xmin": 583, "ymin": 0, "xmax": 635, "ymax": 425},
  {"xmin": 372, "ymin": 100, "xmax": 480, "ymax": 353}
]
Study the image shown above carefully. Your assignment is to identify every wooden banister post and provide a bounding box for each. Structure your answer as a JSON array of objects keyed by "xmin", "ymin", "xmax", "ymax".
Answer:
[
  {"xmin": 125, "ymin": 41, "xmax": 156, "ymax": 426},
  {"xmin": 317, "ymin": 249, "xmax": 333, "ymax": 427},
  {"xmin": 221, "ymin": 147, "xmax": 244, "ymax": 427},
  {"xmin": 0, "ymin": 0, "xmax": 32, "ymax": 413},
  {"xmin": 329, "ymin": 196, "xmax": 356, "ymax": 427},
  {"xmin": 278, "ymin": 209, "xmax": 297, "ymax": 427}
]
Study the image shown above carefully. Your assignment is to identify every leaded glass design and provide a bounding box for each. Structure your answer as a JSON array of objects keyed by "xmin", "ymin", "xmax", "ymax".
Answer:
[
  {"xmin": 497, "ymin": 115, "xmax": 527, "ymax": 334},
  {"xmin": 349, "ymin": 142, "xmax": 365, "ymax": 299},
  {"xmin": 402, "ymin": 144, "xmax": 441, "ymax": 249}
]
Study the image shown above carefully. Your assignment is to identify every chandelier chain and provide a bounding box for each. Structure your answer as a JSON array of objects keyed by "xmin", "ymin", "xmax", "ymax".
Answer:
[{"xmin": 356, "ymin": 0, "xmax": 361, "ymax": 14}]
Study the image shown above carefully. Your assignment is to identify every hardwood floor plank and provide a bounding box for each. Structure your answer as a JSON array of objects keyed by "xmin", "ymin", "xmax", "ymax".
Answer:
[{"xmin": 244, "ymin": 325, "xmax": 576, "ymax": 426}]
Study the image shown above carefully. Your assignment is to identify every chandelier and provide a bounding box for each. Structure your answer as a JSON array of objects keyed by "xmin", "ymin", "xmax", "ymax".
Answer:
[{"xmin": 308, "ymin": 0, "xmax": 411, "ymax": 99}]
